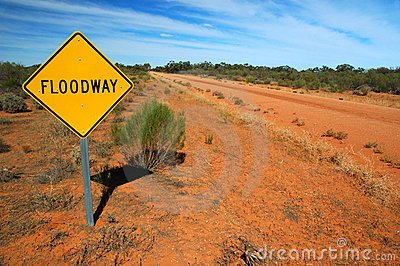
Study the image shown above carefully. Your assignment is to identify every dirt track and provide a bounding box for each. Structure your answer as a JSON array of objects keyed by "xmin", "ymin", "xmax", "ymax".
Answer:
[{"xmin": 156, "ymin": 73, "xmax": 400, "ymax": 176}]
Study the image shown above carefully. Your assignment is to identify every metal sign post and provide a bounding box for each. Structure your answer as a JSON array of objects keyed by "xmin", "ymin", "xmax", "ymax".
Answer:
[
  {"xmin": 22, "ymin": 31, "xmax": 133, "ymax": 225},
  {"xmin": 80, "ymin": 138, "xmax": 94, "ymax": 226}
]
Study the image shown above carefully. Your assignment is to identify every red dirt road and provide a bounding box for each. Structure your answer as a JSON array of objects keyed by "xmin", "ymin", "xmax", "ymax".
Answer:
[{"xmin": 155, "ymin": 73, "xmax": 400, "ymax": 177}]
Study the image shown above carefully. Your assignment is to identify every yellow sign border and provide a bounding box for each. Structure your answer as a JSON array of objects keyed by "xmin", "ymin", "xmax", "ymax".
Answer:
[{"xmin": 23, "ymin": 31, "xmax": 134, "ymax": 138}]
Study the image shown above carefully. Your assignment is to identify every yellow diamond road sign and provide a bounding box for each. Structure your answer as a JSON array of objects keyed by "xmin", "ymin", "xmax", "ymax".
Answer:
[{"xmin": 23, "ymin": 31, "xmax": 133, "ymax": 138}]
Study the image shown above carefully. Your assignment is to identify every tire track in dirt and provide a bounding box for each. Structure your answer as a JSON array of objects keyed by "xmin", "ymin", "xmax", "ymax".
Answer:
[
  {"xmin": 165, "ymin": 74, "xmax": 400, "ymax": 125},
  {"xmin": 122, "ymin": 77, "xmax": 270, "ymax": 214},
  {"xmin": 156, "ymin": 73, "xmax": 400, "ymax": 176}
]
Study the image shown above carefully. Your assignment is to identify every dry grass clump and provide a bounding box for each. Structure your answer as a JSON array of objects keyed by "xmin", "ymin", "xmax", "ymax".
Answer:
[
  {"xmin": 364, "ymin": 141, "xmax": 378, "ymax": 148},
  {"xmin": 0, "ymin": 117, "xmax": 12, "ymax": 125},
  {"xmin": 29, "ymin": 190, "xmax": 75, "ymax": 212},
  {"xmin": 212, "ymin": 90, "xmax": 225, "ymax": 99},
  {"xmin": 291, "ymin": 117, "xmax": 305, "ymax": 126},
  {"xmin": 65, "ymin": 225, "xmax": 154, "ymax": 265},
  {"xmin": 271, "ymin": 123, "xmax": 396, "ymax": 205},
  {"xmin": 322, "ymin": 129, "xmax": 348, "ymax": 140},
  {"xmin": 188, "ymin": 88, "xmax": 397, "ymax": 207},
  {"xmin": 120, "ymin": 99, "xmax": 185, "ymax": 171},
  {"xmin": 329, "ymin": 152, "xmax": 393, "ymax": 204},
  {"xmin": 0, "ymin": 167, "xmax": 20, "ymax": 182},
  {"xmin": 205, "ymin": 134, "xmax": 213, "ymax": 144},
  {"xmin": 231, "ymin": 96, "xmax": 244, "ymax": 105},
  {"xmin": 33, "ymin": 158, "xmax": 75, "ymax": 184},
  {"xmin": 269, "ymin": 125, "xmax": 331, "ymax": 161},
  {"xmin": 218, "ymin": 236, "xmax": 267, "ymax": 265},
  {"xmin": 0, "ymin": 138, "xmax": 10, "ymax": 153}
]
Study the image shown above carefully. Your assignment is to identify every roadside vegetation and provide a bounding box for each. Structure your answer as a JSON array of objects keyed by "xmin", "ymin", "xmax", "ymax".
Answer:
[
  {"xmin": 0, "ymin": 61, "xmax": 151, "ymax": 114},
  {"xmin": 118, "ymin": 99, "xmax": 186, "ymax": 171},
  {"xmin": 154, "ymin": 61, "xmax": 400, "ymax": 95}
]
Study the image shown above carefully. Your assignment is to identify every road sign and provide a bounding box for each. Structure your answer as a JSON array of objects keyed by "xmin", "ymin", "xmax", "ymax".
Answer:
[{"xmin": 23, "ymin": 31, "xmax": 133, "ymax": 138}]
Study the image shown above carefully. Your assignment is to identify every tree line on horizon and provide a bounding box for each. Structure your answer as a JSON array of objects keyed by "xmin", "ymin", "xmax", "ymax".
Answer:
[
  {"xmin": 1, "ymin": 61, "xmax": 400, "ymax": 96},
  {"xmin": 153, "ymin": 61, "xmax": 400, "ymax": 95}
]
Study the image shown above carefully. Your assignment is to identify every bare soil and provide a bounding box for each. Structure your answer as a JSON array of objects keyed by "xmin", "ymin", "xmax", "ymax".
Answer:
[{"xmin": 0, "ymin": 74, "xmax": 399, "ymax": 265}]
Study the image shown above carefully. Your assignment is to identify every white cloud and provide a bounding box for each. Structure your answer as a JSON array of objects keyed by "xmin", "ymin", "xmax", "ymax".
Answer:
[
  {"xmin": 0, "ymin": 0, "xmax": 399, "ymax": 68},
  {"xmin": 160, "ymin": 33, "xmax": 174, "ymax": 37}
]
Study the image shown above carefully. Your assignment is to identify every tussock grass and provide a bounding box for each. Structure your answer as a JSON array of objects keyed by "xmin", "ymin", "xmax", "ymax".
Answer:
[
  {"xmin": 29, "ymin": 190, "xmax": 75, "ymax": 211},
  {"xmin": 205, "ymin": 134, "xmax": 213, "ymax": 144},
  {"xmin": 364, "ymin": 141, "xmax": 378, "ymax": 148},
  {"xmin": 291, "ymin": 117, "xmax": 305, "ymax": 126},
  {"xmin": 120, "ymin": 99, "xmax": 185, "ymax": 171}
]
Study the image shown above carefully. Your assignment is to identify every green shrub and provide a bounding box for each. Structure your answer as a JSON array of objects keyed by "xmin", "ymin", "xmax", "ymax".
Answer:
[
  {"xmin": 0, "ymin": 93, "xmax": 27, "ymax": 113},
  {"xmin": 245, "ymin": 76, "xmax": 256, "ymax": 83},
  {"xmin": 120, "ymin": 99, "xmax": 185, "ymax": 170}
]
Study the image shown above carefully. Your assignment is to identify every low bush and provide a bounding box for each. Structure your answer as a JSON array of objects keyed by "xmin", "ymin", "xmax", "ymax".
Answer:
[
  {"xmin": 120, "ymin": 99, "xmax": 185, "ymax": 170},
  {"xmin": 212, "ymin": 90, "xmax": 224, "ymax": 98},
  {"xmin": 335, "ymin": 131, "xmax": 348, "ymax": 140},
  {"xmin": 353, "ymin": 85, "xmax": 370, "ymax": 96},
  {"xmin": 92, "ymin": 140, "xmax": 113, "ymax": 158},
  {"xmin": 0, "ymin": 117, "xmax": 11, "ymax": 125},
  {"xmin": 373, "ymin": 145, "xmax": 384, "ymax": 154},
  {"xmin": 30, "ymin": 190, "xmax": 75, "ymax": 211},
  {"xmin": 322, "ymin": 129, "xmax": 347, "ymax": 140},
  {"xmin": 34, "ymin": 158, "xmax": 75, "ymax": 184},
  {"xmin": 0, "ymin": 93, "xmax": 27, "ymax": 113},
  {"xmin": 291, "ymin": 117, "xmax": 305, "ymax": 126},
  {"xmin": 322, "ymin": 129, "xmax": 336, "ymax": 137},
  {"xmin": 47, "ymin": 119, "xmax": 73, "ymax": 139},
  {"xmin": 0, "ymin": 138, "xmax": 10, "ymax": 153},
  {"xmin": 0, "ymin": 168, "xmax": 20, "ymax": 182},
  {"xmin": 364, "ymin": 141, "xmax": 378, "ymax": 148},
  {"xmin": 232, "ymin": 96, "xmax": 244, "ymax": 105}
]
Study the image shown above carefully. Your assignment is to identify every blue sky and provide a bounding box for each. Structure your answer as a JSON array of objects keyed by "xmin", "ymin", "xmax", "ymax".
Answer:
[{"xmin": 0, "ymin": 0, "xmax": 399, "ymax": 69}]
